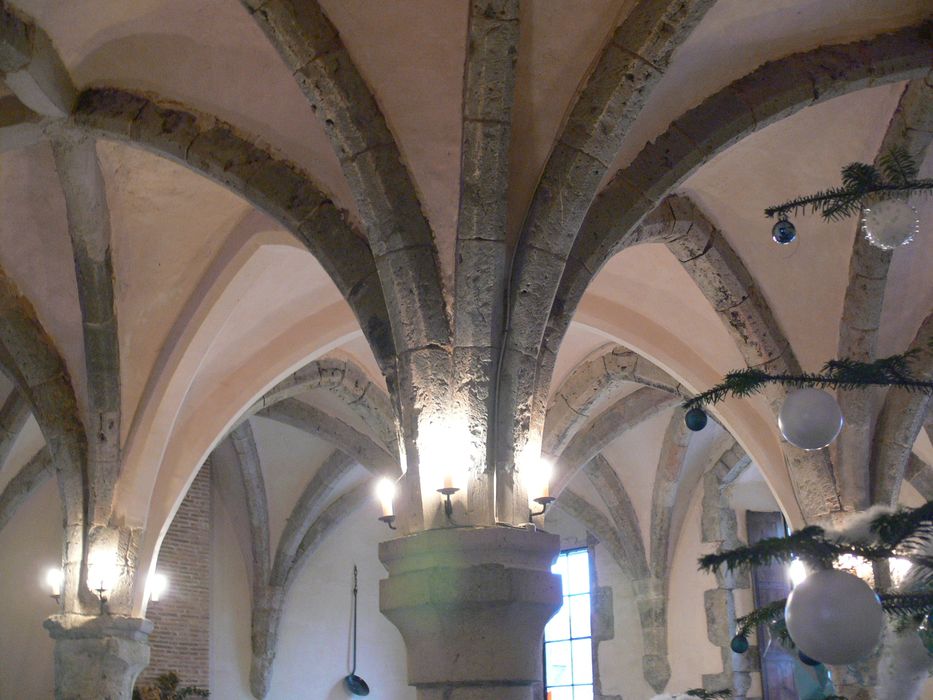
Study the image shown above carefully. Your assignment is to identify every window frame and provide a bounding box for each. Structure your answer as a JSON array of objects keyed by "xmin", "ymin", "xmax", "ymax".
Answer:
[{"xmin": 543, "ymin": 546, "xmax": 595, "ymax": 700}]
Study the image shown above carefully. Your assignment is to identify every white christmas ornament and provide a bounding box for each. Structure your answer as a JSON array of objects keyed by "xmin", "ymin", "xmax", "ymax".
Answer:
[
  {"xmin": 861, "ymin": 198, "xmax": 919, "ymax": 250},
  {"xmin": 778, "ymin": 388, "xmax": 844, "ymax": 450},
  {"xmin": 785, "ymin": 568, "xmax": 883, "ymax": 665}
]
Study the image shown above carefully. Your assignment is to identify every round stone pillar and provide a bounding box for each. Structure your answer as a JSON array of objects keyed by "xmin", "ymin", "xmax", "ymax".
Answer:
[
  {"xmin": 379, "ymin": 526, "xmax": 562, "ymax": 700},
  {"xmin": 44, "ymin": 614, "xmax": 153, "ymax": 700}
]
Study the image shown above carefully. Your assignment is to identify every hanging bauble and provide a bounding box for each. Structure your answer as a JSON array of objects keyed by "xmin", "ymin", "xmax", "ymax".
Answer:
[
  {"xmin": 684, "ymin": 406, "xmax": 708, "ymax": 432},
  {"xmin": 784, "ymin": 568, "xmax": 883, "ymax": 665},
  {"xmin": 730, "ymin": 634, "xmax": 749, "ymax": 654},
  {"xmin": 798, "ymin": 651, "xmax": 821, "ymax": 666},
  {"xmin": 861, "ymin": 197, "xmax": 919, "ymax": 250},
  {"xmin": 778, "ymin": 388, "xmax": 843, "ymax": 450},
  {"xmin": 772, "ymin": 217, "xmax": 797, "ymax": 245}
]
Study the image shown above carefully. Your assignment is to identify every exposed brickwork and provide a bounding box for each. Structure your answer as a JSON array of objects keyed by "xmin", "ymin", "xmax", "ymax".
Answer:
[{"xmin": 137, "ymin": 463, "xmax": 212, "ymax": 690}]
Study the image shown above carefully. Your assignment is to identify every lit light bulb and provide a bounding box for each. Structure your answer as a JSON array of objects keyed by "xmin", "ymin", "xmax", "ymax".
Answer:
[
  {"xmin": 889, "ymin": 558, "xmax": 912, "ymax": 588},
  {"xmin": 789, "ymin": 559, "xmax": 808, "ymax": 587},
  {"xmin": 149, "ymin": 573, "xmax": 168, "ymax": 603},
  {"xmin": 86, "ymin": 550, "xmax": 118, "ymax": 596},
  {"xmin": 861, "ymin": 198, "xmax": 919, "ymax": 250},
  {"xmin": 376, "ymin": 478, "xmax": 396, "ymax": 519},
  {"xmin": 46, "ymin": 568, "xmax": 63, "ymax": 597},
  {"xmin": 525, "ymin": 458, "xmax": 554, "ymax": 503}
]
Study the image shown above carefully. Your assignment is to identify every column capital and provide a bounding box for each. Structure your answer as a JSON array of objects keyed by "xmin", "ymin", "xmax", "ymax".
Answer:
[
  {"xmin": 44, "ymin": 614, "xmax": 152, "ymax": 700},
  {"xmin": 379, "ymin": 526, "xmax": 561, "ymax": 695}
]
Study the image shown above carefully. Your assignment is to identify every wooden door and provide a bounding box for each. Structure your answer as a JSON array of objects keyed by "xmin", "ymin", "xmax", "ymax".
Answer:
[{"xmin": 746, "ymin": 511, "xmax": 797, "ymax": 700}]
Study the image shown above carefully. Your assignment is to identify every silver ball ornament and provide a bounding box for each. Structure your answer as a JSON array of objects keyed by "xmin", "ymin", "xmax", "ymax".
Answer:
[
  {"xmin": 861, "ymin": 198, "xmax": 919, "ymax": 250},
  {"xmin": 778, "ymin": 388, "xmax": 843, "ymax": 450},
  {"xmin": 785, "ymin": 569, "xmax": 883, "ymax": 666}
]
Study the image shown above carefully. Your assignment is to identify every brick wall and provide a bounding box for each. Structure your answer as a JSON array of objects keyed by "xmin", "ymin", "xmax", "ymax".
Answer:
[{"xmin": 137, "ymin": 461, "xmax": 212, "ymax": 690}]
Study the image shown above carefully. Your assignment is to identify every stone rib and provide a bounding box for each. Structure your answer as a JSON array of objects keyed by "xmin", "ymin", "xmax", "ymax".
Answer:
[
  {"xmin": 0, "ymin": 94, "xmax": 43, "ymax": 152},
  {"xmin": 0, "ymin": 1, "xmax": 75, "ymax": 117},
  {"xmin": 584, "ymin": 455, "xmax": 649, "ymax": 579},
  {"xmin": 905, "ymin": 455, "xmax": 933, "ymax": 501},
  {"xmin": 0, "ymin": 267, "xmax": 86, "ymax": 612},
  {"xmin": 242, "ymin": 0, "xmax": 450, "ymax": 355},
  {"xmin": 499, "ymin": 0, "xmax": 713, "ymax": 495},
  {"xmin": 871, "ymin": 311, "xmax": 933, "ymax": 506},
  {"xmin": 258, "ymin": 398, "xmax": 398, "ymax": 478},
  {"xmin": 453, "ymin": 0, "xmax": 520, "ymax": 524},
  {"xmin": 648, "ymin": 410, "xmax": 691, "ymax": 584},
  {"xmin": 229, "ymin": 422, "xmax": 271, "ymax": 589},
  {"xmin": 544, "ymin": 344, "xmax": 681, "ymax": 457},
  {"xmin": 51, "ymin": 133, "xmax": 121, "ymax": 528},
  {"xmin": 245, "ymin": 356, "xmax": 396, "ymax": 455},
  {"xmin": 0, "ymin": 389, "xmax": 29, "ymax": 470},
  {"xmin": 0, "ymin": 447, "xmax": 52, "ymax": 533},
  {"xmin": 836, "ymin": 77, "xmax": 933, "ymax": 511},
  {"xmin": 553, "ymin": 387, "xmax": 678, "ymax": 496},
  {"xmin": 72, "ymin": 87, "xmax": 395, "ymax": 370}
]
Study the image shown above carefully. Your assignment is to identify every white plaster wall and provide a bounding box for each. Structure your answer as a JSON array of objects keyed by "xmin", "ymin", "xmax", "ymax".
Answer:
[
  {"xmin": 210, "ymin": 482, "xmax": 413, "ymax": 700},
  {"xmin": 593, "ymin": 544, "xmax": 654, "ymax": 699},
  {"xmin": 667, "ymin": 485, "xmax": 723, "ymax": 692},
  {"xmin": 0, "ymin": 477, "xmax": 61, "ymax": 699}
]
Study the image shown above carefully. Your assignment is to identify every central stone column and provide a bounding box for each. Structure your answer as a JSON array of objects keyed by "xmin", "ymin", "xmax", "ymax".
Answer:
[
  {"xmin": 379, "ymin": 526, "xmax": 562, "ymax": 700},
  {"xmin": 44, "ymin": 614, "xmax": 153, "ymax": 700}
]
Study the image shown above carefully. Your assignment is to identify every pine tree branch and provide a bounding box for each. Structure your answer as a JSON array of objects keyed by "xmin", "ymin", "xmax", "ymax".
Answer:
[
  {"xmin": 683, "ymin": 351, "xmax": 932, "ymax": 411},
  {"xmin": 685, "ymin": 690, "xmax": 732, "ymax": 699},
  {"xmin": 765, "ymin": 145, "xmax": 932, "ymax": 222}
]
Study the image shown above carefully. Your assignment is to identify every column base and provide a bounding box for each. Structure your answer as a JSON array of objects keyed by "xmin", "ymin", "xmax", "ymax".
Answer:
[
  {"xmin": 379, "ymin": 526, "xmax": 561, "ymax": 694},
  {"xmin": 44, "ymin": 614, "xmax": 153, "ymax": 700}
]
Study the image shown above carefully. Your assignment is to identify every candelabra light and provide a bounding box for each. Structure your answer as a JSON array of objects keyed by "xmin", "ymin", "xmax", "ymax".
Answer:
[
  {"xmin": 46, "ymin": 568, "xmax": 62, "ymax": 604},
  {"xmin": 376, "ymin": 478, "xmax": 397, "ymax": 530},
  {"xmin": 437, "ymin": 486, "xmax": 459, "ymax": 518}
]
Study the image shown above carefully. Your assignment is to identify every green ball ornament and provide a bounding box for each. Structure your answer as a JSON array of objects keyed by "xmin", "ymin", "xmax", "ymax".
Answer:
[
  {"xmin": 685, "ymin": 407, "xmax": 708, "ymax": 432},
  {"xmin": 730, "ymin": 634, "xmax": 749, "ymax": 654}
]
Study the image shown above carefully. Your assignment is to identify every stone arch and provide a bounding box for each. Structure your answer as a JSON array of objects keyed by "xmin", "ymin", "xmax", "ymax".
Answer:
[
  {"xmin": 871, "ymin": 311, "xmax": 933, "ymax": 505},
  {"xmin": 498, "ymin": 0, "xmax": 714, "ymax": 481},
  {"xmin": 0, "ymin": 266, "xmax": 87, "ymax": 612},
  {"xmin": 244, "ymin": 356, "xmax": 396, "ymax": 455},
  {"xmin": 116, "ymin": 224, "xmax": 365, "ymax": 613},
  {"xmin": 241, "ymin": 0, "xmax": 449, "ymax": 351},
  {"xmin": 544, "ymin": 343, "xmax": 683, "ymax": 458},
  {"xmin": 835, "ymin": 77, "xmax": 932, "ymax": 510},
  {"xmin": 72, "ymin": 88, "xmax": 393, "ymax": 370},
  {"xmin": 0, "ymin": 447, "xmax": 52, "ymax": 533},
  {"xmin": 506, "ymin": 25, "xmax": 929, "ymax": 522}
]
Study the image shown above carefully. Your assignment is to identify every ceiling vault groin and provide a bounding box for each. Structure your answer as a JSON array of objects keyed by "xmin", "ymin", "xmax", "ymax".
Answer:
[{"xmin": 71, "ymin": 88, "xmax": 395, "ymax": 372}]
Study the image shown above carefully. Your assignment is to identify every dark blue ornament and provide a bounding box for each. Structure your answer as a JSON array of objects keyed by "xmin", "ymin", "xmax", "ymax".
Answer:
[
  {"xmin": 685, "ymin": 406, "xmax": 708, "ymax": 432},
  {"xmin": 798, "ymin": 651, "xmax": 821, "ymax": 666},
  {"xmin": 730, "ymin": 634, "xmax": 749, "ymax": 654},
  {"xmin": 772, "ymin": 217, "xmax": 797, "ymax": 245}
]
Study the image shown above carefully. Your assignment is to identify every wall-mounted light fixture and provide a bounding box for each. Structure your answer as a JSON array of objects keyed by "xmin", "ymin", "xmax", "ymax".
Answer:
[
  {"xmin": 87, "ymin": 551, "xmax": 118, "ymax": 616},
  {"xmin": 376, "ymin": 478, "xmax": 397, "ymax": 530},
  {"xmin": 46, "ymin": 567, "xmax": 63, "ymax": 604},
  {"xmin": 527, "ymin": 459, "xmax": 555, "ymax": 518},
  {"xmin": 437, "ymin": 485, "xmax": 460, "ymax": 519},
  {"xmin": 149, "ymin": 572, "xmax": 168, "ymax": 603}
]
